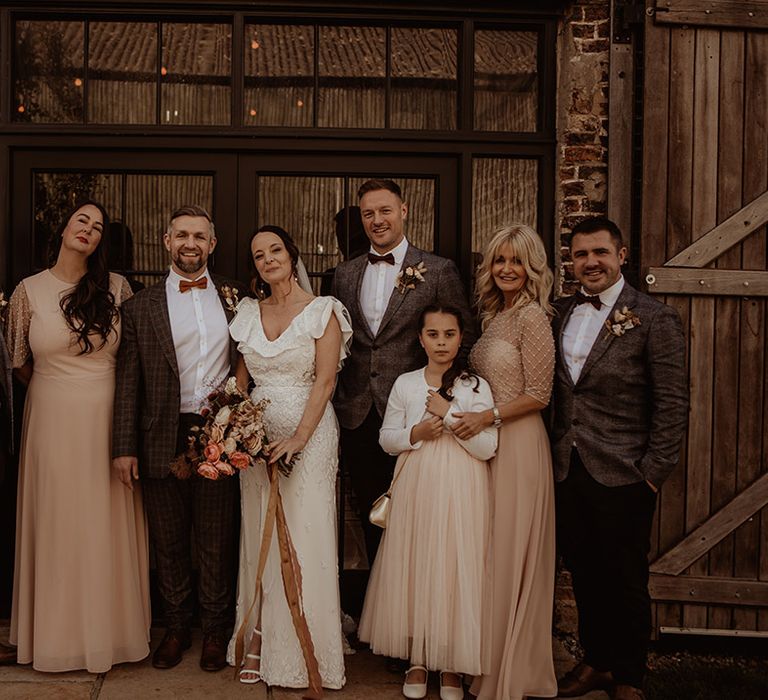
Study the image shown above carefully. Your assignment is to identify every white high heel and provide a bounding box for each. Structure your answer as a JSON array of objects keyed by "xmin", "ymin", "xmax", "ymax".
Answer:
[
  {"xmin": 239, "ymin": 629, "xmax": 263, "ymax": 685},
  {"xmin": 439, "ymin": 671, "xmax": 464, "ymax": 700},
  {"xmin": 403, "ymin": 665, "xmax": 428, "ymax": 699}
]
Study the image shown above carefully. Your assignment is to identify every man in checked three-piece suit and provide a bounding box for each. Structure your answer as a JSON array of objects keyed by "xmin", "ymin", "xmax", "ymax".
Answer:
[
  {"xmin": 551, "ymin": 217, "xmax": 689, "ymax": 700},
  {"xmin": 331, "ymin": 179, "xmax": 476, "ymax": 566},
  {"xmin": 112, "ymin": 205, "xmax": 246, "ymax": 673}
]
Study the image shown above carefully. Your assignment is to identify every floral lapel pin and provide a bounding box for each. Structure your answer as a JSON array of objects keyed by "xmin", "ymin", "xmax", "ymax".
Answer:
[
  {"xmin": 220, "ymin": 285, "xmax": 240, "ymax": 314},
  {"xmin": 605, "ymin": 305, "xmax": 641, "ymax": 338},
  {"xmin": 0, "ymin": 291, "xmax": 8, "ymax": 324},
  {"xmin": 395, "ymin": 261, "xmax": 427, "ymax": 295}
]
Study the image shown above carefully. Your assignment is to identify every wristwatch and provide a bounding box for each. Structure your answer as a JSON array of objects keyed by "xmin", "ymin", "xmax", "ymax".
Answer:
[{"xmin": 491, "ymin": 406, "xmax": 502, "ymax": 427}]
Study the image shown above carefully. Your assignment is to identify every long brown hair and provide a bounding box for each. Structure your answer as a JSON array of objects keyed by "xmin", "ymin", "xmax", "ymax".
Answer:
[{"xmin": 48, "ymin": 199, "xmax": 118, "ymax": 354}]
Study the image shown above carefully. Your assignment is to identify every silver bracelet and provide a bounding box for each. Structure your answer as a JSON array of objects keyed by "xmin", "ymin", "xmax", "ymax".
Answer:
[{"xmin": 492, "ymin": 406, "xmax": 502, "ymax": 427}]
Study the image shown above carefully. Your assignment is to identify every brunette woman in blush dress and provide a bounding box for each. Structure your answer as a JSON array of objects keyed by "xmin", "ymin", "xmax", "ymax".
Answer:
[
  {"xmin": 5, "ymin": 200, "xmax": 150, "ymax": 672},
  {"xmin": 454, "ymin": 225, "xmax": 557, "ymax": 700}
]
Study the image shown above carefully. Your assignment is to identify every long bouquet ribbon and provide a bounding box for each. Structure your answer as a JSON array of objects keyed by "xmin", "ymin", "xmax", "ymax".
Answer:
[{"xmin": 234, "ymin": 463, "xmax": 323, "ymax": 699}]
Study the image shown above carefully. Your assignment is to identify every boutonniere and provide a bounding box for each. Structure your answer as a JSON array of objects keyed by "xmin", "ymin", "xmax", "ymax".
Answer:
[
  {"xmin": 220, "ymin": 285, "xmax": 240, "ymax": 314},
  {"xmin": 395, "ymin": 262, "xmax": 427, "ymax": 295},
  {"xmin": 604, "ymin": 306, "xmax": 641, "ymax": 337},
  {"xmin": 0, "ymin": 291, "xmax": 8, "ymax": 324}
]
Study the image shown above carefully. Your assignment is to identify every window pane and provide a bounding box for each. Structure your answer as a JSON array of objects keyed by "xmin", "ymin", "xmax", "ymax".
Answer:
[
  {"xmin": 125, "ymin": 174, "xmax": 214, "ymax": 272},
  {"xmin": 32, "ymin": 173, "xmax": 122, "ymax": 269},
  {"xmin": 257, "ymin": 176, "xmax": 345, "ymax": 294},
  {"xmin": 391, "ymin": 27, "xmax": 457, "ymax": 130},
  {"xmin": 474, "ymin": 30, "xmax": 538, "ymax": 132},
  {"xmin": 14, "ymin": 21, "xmax": 85, "ymax": 123},
  {"xmin": 348, "ymin": 177, "xmax": 435, "ymax": 252},
  {"xmin": 472, "ymin": 157, "xmax": 538, "ymax": 257},
  {"xmin": 89, "ymin": 22, "xmax": 157, "ymax": 124},
  {"xmin": 318, "ymin": 26, "xmax": 385, "ymax": 129},
  {"xmin": 162, "ymin": 23, "xmax": 231, "ymax": 125},
  {"xmin": 245, "ymin": 24, "xmax": 314, "ymax": 127}
]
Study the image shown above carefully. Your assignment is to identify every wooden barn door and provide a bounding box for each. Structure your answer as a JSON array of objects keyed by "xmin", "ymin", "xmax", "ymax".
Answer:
[{"xmin": 641, "ymin": 1, "xmax": 768, "ymax": 635}]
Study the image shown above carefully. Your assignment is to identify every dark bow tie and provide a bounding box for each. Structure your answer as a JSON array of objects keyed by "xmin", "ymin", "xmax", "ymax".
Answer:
[
  {"xmin": 367, "ymin": 252, "xmax": 395, "ymax": 265},
  {"xmin": 573, "ymin": 290, "xmax": 602, "ymax": 309},
  {"xmin": 179, "ymin": 277, "xmax": 208, "ymax": 293}
]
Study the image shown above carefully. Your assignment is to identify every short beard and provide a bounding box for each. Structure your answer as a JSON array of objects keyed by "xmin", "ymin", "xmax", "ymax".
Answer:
[{"xmin": 173, "ymin": 253, "xmax": 205, "ymax": 275}]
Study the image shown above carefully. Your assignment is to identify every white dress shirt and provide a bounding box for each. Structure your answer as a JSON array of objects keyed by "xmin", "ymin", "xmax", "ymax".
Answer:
[
  {"xmin": 562, "ymin": 275, "xmax": 625, "ymax": 383},
  {"xmin": 360, "ymin": 237, "xmax": 409, "ymax": 336},
  {"xmin": 166, "ymin": 268, "xmax": 230, "ymax": 413}
]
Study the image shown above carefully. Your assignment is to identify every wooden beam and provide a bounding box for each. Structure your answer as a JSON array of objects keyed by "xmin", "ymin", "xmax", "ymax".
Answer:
[
  {"xmin": 654, "ymin": 1, "xmax": 768, "ymax": 30},
  {"xmin": 650, "ymin": 574, "xmax": 768, "ymax": 607},
  {"xmin": 664, "ymin": 190, "xmax": 768, "ymax": 267},
  {"xmin": 645, "ymin": 267, "xmax": 768, "ymax": 296},
  {"xmin": 650, "ymin": 472, "xmax": 768, "ymax": 575}
]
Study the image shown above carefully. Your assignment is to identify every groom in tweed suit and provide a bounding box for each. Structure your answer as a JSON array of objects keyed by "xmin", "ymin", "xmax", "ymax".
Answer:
[
  {"xmin": 332, "ymin": 179, "xmax": 475, "ymax": 564},
  {"xmin": 551, "ymin": 217, "xmax": 688, "ymax": 700},
  {"xmin": 113, "ymin": 206, "xmax": 244, "ymax": 672}
]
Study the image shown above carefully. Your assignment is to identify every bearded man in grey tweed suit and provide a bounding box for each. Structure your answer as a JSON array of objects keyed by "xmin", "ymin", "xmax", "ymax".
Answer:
[
  {"xmin": 551, "ymin": 217, "xmax": 688, "ymax": 700},
  {"xmin": 113, "ymin": 206, "xmax": 245, "ymax": 673},
  {"xmin": 332, "ymin": 179, "xmax": 475, "ymax": 565}
]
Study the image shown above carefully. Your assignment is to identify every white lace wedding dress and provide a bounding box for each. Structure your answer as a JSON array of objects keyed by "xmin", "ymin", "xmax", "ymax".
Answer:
[{"xmin": 226, "ymin": 295, "xmax": 352, "ymax": 689}]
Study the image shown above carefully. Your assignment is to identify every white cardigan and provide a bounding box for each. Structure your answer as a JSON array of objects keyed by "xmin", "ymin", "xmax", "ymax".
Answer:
[{"xmin": 379, "ymin": 367, "xmax": 498, "ymax": 461}]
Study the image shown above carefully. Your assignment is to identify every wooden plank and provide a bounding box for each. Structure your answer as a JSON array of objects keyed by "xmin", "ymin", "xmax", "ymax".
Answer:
[
  {"xmin": 663, "ymin": 190, "xmax": 768, "ymax": 267},
  {"xmin": 735, "ymin": 29, "xmax": 768, "ymax": 633},
  {"xmin": 650, "ymin": 574, "xmax": 768, "ymax": 607},
  {"xmin": 654, "ymin": 0, "xmax": 768, "ymax": 30},
  {"xmin": 646, "ymin": 267, "xmax": 768, "ymax": 295},
  {"xmin": 651, "ymin": 472, "xmax": 768, "ymax": 575},
  {"xmin": 709, "ymin": 29, "xmax": 744, "ymax": 632},
  {"xmin": 607, "ymin": 41, "xmax": 634, "ymax": 250}
]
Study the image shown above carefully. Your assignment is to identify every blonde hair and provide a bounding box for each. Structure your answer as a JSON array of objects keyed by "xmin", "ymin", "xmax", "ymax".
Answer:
[{"xmin": 475, "ymin": 224, "xmax": 554, "ymax": 331}]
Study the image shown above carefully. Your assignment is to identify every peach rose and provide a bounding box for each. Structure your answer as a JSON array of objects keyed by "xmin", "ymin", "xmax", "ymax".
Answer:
[
  {"xmin": 197, "ymin": 462, "xmax": 220, "ymax": 480},
  {"xmin": 203, "ymin": 442, "xmax": 223, "ymax": 463},
  {"xmin": 215, "ymin": 461, "xmax": 236, "ymax": 476},
  {"xmin": 230, "ymin": 452, "xmax": 251, "ymax": 470}
]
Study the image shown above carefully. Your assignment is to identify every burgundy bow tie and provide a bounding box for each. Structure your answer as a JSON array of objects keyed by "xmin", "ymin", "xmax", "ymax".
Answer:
[
  {"xmin": 573, "ymin": 290, "xmax": 602, "ymax": 309},
  {"xmin": 367, "ymin": 252, "xmax": 395, "ymax": 265},
  {"xmin": 179, "ymin": 277, "xmax": 208, "ymax": 293}
]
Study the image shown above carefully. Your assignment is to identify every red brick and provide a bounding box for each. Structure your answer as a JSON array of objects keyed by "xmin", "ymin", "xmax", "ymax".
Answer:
[
  {"xmin": 563, "ymin": 196, "xmax": 584, "ymax": 214},
  {"xmin": 571, "ymin": 23, "xmax": 595, "ymax": 39},
  {"xmin": 578, "ymin": 165, "xmax": 608, "ymax": 179},
  {"xmin": 580, "ymin": 38, "xmax": 611, "ymax": 53},
  {"xmin": 564, "ymin": 145, "xmax": 605, "ymax": 164},
  {"xmin": 583, "ymin": 5, "xmax": 609, "ymax": 22},
  {"xmin": 566, "ymin": 131, "xmax": 599, "ymax": 146},
  {"xmin": 560, "ymin": 166, "xmax": 576, "ymax": 180},
  {"xmin": 596, "ymin": 20, "xmax": 610, "ymax": 38},
  {"xmin": 562, "ymin": 180, "xmax": 586, "ymax": 197}
]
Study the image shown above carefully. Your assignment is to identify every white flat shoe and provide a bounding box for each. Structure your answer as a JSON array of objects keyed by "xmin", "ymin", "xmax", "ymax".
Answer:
[
  {"xmin": 439, "ymin": 671, "xmax": 464, "ymax": 700},
  {"xmin": 403, "ymin": 665, "xmax": 428, "ymax": 699}
]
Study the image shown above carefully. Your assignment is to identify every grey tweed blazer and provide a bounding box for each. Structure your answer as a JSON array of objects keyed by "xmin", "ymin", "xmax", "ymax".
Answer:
[
  {"xmin": 332, "ymin": 244, "xmax": 475, "ymax": 431},
  {"xmin": 551, "ymin": 282, "xmax": 689, "ymax": 488},
  {"xmin": 112, "ymin": 273, "xmax": 245, "ymax": 479}
]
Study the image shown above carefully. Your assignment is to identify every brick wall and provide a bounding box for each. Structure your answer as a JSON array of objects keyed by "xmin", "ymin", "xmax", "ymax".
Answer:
[{"xmin": 556, "ymin": 0, "xmax": 611, "ymax": 295}]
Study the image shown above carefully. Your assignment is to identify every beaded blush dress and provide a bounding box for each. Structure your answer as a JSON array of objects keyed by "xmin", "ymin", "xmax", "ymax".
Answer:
[
  {"xmin": 6, "ymin": 270, "xmax": 151, "ymax": 673},
  {"xmin": 469, "ymin": 302, "xmax": 557, "ymax": 700}
]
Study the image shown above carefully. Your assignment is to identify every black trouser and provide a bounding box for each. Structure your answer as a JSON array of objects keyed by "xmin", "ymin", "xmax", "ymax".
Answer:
[
  {"xmin": 555, "ymin": 449, "xmax": 657, "ymax": 688},
  {"xmin": 142, "ymin": 413, "xmax": 239, "ymax": 636},
  {"xmin": 340, "ymin": 406, "xmax": 397, "ymax": 565}
]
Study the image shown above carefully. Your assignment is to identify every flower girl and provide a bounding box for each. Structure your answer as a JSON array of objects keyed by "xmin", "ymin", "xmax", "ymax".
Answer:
[{"xmin": 358, "ymin": 305, "xmax": 497, "ymax": 700}]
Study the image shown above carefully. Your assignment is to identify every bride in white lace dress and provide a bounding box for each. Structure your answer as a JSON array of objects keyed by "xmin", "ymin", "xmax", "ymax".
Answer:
[{"xmin": 226, "ymin": 226, "xmax": 352, "ymax": 690}]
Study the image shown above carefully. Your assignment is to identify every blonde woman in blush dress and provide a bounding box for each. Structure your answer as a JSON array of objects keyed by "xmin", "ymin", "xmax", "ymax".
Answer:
[
  {"xmin": 452, "ymin": 224, "xmax": 557, "ymax": 700},
  {"xmin": 5, "ymin": 200, "xmax": 150, "ymax": 672}
]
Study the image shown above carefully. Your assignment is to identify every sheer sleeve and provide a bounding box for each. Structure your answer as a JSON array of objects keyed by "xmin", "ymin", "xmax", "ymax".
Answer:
[
  {"xmin": 520, "ymin": 303, "xmax": 555, "ymax": 406},
  {"xmin": 5, "ymin": 282, "xmax": 32, "ymax": 368},
  {"xmin": 118, "ymin": 276, "xmax": 134, "ymax": 305}
]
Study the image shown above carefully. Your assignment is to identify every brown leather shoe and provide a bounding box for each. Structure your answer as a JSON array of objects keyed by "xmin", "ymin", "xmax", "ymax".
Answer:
[
  {"xmin": 152, "ymin": 629, "xmax": 192, "ymax": 669},
  {"xmin": 0, "ymin": 643, "xmax": 17, "ymax": 665},
  {"xmin": 612, "ymin": 684, "xmax": 646, "ymax": 700},
  {"xmin": 200, "ymin": 633, "xmax": 228, "ymax": 672},
  {"xmin": 557, "ymin": 662, "xmax": 614, "ymax": 697}
]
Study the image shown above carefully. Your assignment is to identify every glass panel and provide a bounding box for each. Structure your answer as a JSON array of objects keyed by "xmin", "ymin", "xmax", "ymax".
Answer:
[
  {"xmin": 348, "ymin": 177, "xmax": 435, "ymax": 252},
  {"xmin": 474, "ymin": 30, "xmax": 538, "ymax": 132},
  {"xmin": 391, "ymin": 27, "xmax": 457, "ymax": 130},
  {"xmin": 125, "ymin": 174, "xmax": 214, "ymax": 273},
  {"xmin": 245, "ymin": 24, "xmax": 314, "ymax": 127},
  {"xmin": 472, "ymin": 158, "xmax": 538, "ymax": 262},
  {"xmin": 14, "ymin": 21, "xmax": 85, "ymax": 123},
  {"xmin": 89, "ymin": 22, "xmax": 157, "ymax": 124},
  {"xmin": 318, "ymin": 26, "xmax": 385, "ymax": 129},
  {"xmin": 32, "ymin": 173, "xmax": 123, "ymax": 269},
  {"xmin": 162, "ymin": 23, "xmax": 231, "ymax": 125},
  {"xmin": 257, "ymin": 176, "xmax": 345, "ymax": 294}
]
